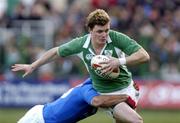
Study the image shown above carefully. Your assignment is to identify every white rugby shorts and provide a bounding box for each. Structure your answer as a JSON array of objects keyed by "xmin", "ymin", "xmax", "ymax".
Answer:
[
  {"xmin": 17, "ymin": 105, "xmax": 45, "ymax": 123},
  {"xmin": 100, "ymin": 80, "xmax": 140, "ymax": 108}
]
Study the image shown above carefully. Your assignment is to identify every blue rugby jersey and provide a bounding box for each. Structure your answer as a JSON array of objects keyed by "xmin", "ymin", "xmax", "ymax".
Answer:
[{"xmin": 43, "ymin": 78, "xmax": 99, "ymax": 123}]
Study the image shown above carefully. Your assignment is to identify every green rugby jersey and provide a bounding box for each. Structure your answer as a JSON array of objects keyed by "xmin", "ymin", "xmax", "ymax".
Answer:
[{"xmin": 57, "ymin": 30, "xmax": 141, "ymax": 93}]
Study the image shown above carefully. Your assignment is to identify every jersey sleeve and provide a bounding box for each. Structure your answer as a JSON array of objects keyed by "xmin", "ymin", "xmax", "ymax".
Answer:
[
  {"xmin": 57, "ymin": 37, "xmax": 84, "ymax": 57},
  {"xmin": 81, "ymin": 84, "xmax": 100, "ymax": 105},
  {"xmin": 109, "ymin": 30, "xmax": 142, "ymax": 55}
]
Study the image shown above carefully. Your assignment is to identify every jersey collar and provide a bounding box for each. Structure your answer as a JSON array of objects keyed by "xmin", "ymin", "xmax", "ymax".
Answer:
[{"xmin": 83, "ymin": 34, "xmax": 112, "ymax": 49}]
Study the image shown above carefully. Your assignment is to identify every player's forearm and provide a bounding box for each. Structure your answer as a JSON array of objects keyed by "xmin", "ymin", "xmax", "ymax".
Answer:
[
  {"xmin": 125, "ymin": 48, "xmax": 150, "ymax": 66},
  {"xmin": 92, "ymin": 94, "xmax": 129, "ymax": 108},
  {"xmin": 31, "ymin": 47, "xmax": 59, "ymax": 70}
]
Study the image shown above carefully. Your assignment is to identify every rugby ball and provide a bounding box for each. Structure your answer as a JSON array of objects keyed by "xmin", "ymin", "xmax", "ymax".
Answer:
[{"xmin": 91, "ymin": 55, "xmax": 120, "ymax": 79}]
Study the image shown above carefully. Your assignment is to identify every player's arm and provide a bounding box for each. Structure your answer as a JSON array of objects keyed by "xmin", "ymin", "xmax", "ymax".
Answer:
[
  {"xmin": 101, "ymin": 47, "xmax": 150, "ymax": 74},
  {"xmin": 12, "ymin": 47, "xmax": 59, "ymax": 77},
  {"xmin": 109, "ymin": 47, "xmax": 150, "ymax": 71},
  {"xmin": 30, "ymin": 47, "xmax": 59, "ymax": 69},
  {"xmin": 101, "ymin": 31, "xmax": 150, "ymax": 74},
  {"xmin": 91, "ymin": 94, "xmax": 129, "ymax": 108},
  {"xmin": 113, "ymin": 30, "xmax": 150, "ymax": 66},
  {"xmin": 83, "ymin": 80, "xmax": 129, "ymax": 108},
  {"xmin": 121, "ymin": 47, "xmax": 150, "ymax": 66}
]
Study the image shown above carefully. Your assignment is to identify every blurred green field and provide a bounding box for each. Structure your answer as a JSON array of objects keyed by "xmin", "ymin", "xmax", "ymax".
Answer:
[{"xmin": 0, "ymin": 108, "xmax": 180, "ymax": 123}]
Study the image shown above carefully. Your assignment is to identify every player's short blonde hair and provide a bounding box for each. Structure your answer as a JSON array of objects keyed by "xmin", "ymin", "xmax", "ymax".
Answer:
[{"xmin": 86, "ymin": 9, "xmax": 110, "ymax": 30}]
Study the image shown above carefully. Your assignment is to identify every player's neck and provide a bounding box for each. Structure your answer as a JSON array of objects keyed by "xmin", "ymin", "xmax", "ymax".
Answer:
[{"xmin": 91, "ymin": 40, "xmax": 105, "ymax": 55}]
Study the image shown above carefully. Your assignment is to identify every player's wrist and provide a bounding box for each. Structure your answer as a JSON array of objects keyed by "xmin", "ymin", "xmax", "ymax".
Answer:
[
  {"xmin": 30, "ymin": 64, "xmax": 35, "ymax": 71},
  {"xmin": 118, "ymin": 57, "xmax": 126, "ymax": 65}
]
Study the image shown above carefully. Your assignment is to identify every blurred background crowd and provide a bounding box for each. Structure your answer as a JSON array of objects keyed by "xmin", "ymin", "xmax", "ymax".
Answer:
[{"xmin": 0, "ymin": 0, "xmax": 179, "ymax": 82}]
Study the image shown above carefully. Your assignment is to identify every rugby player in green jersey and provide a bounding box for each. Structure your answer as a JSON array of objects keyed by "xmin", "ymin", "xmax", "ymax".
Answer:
[{"xmin": 12, "ymin": 9, "xmax": 149, "ymax": 123}]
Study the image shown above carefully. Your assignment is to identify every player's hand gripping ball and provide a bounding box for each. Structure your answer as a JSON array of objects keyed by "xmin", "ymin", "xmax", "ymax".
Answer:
[{"xmin": 91, "ymin": 55, "xmax": 120, "ymax": 79}]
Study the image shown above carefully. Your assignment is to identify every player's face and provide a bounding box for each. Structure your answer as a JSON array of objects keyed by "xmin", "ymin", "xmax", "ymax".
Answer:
[{"xmin": 90, "ymin": 22, "xmax": 110, "ymax": 46}]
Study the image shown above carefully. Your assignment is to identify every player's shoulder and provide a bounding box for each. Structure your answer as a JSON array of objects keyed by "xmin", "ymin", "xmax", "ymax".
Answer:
[
  {"xmin": 109, "ymin": 30, "xmax": 127, "ymax": 37},
  {"xmin": 82, "ymin": 78, "xmax": 92, "ymax": 85},
  {"xmin": 72, "ymin": 34, "xmax": 89, "ymax": 44},
  {"xmin": 109, "ymin": 30, "xmax": 131, "ymax": 43},
  {"xmin": 64, "ymin": 34, "xmax": 89, "ymax": 51},
  {"xmin": 80, "ymin": 79, "xmax": 93, "ymax": 91}
]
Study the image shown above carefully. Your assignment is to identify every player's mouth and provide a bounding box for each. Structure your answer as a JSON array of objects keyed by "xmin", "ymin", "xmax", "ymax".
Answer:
[{"xmin": 100, "ymin": 38, "xmax": 107, "ymax": 43}]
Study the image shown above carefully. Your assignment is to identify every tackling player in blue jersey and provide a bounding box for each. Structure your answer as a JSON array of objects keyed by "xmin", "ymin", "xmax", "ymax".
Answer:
[{"xmin": 17, "ymin": 78, "xmax": 129, "ymax": 123}]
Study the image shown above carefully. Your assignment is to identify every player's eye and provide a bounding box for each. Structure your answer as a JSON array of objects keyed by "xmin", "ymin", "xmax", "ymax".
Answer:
[
  {"xmin": 97, "ymin": 29, "xmax": 109, "ymax": 34},
  {"xmin": 105, "ymin": 29, "xmax": 109, "ymax": 33},
  {"xmin": 97, "ymin": 30, "xmax": 103, "ymax": 33}
]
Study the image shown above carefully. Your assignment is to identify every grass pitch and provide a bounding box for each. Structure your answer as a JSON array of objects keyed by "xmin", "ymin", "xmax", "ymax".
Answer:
[
  {"xmin": 79, "ymin": 109, "xmax": 180, "ymax": 123},
  {"xmin": 0, "ymin": 108, "xmax": 180, "ymax": 123}
]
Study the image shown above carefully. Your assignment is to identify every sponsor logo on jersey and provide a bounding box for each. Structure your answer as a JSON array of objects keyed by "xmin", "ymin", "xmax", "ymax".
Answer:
[
  {"xmin": 86, "ymin": 54, "xmax": 94, "ymax": 60},
  {"xmin": 104, "ymin": 50, "xmax": 113, "ymax": 56}
]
